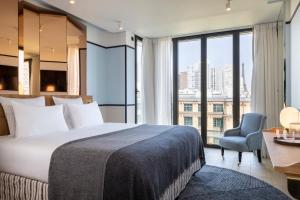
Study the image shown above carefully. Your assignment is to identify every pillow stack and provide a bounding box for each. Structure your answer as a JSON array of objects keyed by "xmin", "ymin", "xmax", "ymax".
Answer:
[
  {"xmin": 53, "ymin": 97, "xmax": 103, "ymax": 129},
  {"xmin": 0, "ymin": 96, "xmax": 104, "ymax": 138}
]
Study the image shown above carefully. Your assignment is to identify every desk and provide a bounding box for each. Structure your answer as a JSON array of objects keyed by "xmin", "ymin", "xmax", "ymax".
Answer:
[{"xmin": 263, "ymin": 131, "xmax": 300, "ymax": 199}]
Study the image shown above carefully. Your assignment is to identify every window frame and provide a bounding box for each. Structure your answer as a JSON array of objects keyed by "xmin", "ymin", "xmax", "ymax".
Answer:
[
  {"xmin": 172, "ymin": 28, "xmax": 252, "ymax": 148},
  {"xmin": 213, "ymin": 118, "xmax": 224, "ymax": 128},
  {"xmin": 213, "ymin": 104, "xmax": 224, "ymax": 113},
  {"xmin": 184, "ymin": 103, "xmax": 193, "ymax": 112},
  {"xmin": 184, "ymin": 116, "xmax": 193, "ymax": 126}
]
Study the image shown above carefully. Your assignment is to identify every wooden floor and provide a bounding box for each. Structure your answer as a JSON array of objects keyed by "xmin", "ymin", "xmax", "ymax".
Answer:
[{"xmin": 205, "ymin": 148, "xmax": 294, "ymax": 199}]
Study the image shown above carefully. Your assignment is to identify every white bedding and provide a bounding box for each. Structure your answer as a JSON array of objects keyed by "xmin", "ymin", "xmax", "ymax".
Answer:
[{"xmin": 0, "ymin": 123, "xmax": 138, "ymax": 183}]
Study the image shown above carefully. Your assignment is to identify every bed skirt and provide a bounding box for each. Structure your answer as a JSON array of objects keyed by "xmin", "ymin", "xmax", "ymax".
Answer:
[
  {"xmin": 0, "ymin": 172, "xmax": 48, "ymax": 200},
  {"xmin": 0, "ymin": 160, "xmax": 201, "ymax": 200}
]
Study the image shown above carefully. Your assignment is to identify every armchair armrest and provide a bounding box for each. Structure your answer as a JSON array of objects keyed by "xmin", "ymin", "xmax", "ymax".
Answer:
[
  {"xmin": 246, "ymin": 131, "xmax": 262, "ymax": 151},
  {"xmin": 224, "ymin": 127, "xmax": 241, "ymax": 137}
]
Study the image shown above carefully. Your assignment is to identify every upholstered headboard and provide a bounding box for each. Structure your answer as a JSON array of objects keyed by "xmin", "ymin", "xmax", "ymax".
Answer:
[{"xmin": 0, "ymin": 95, "xmax": 93, "ymax": 136}]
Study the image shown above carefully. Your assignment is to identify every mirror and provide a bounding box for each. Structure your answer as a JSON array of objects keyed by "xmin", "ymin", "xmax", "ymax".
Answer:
[
  {"xmin": 23, "ymin": 9, "xmax": 40, "ymax": 95},
  {"xmin": 0, "ymin": 0, "xmax": 87, "ymax": 95},
  {"xmin": 67, "ymin": 20, "xmax": 86, "ymax": 95},
  {"xmin": 40, "ymin": 14, "xmax": 67, "ymax": 94},
  {"xmin": 0, "ymin": 0, "xmax": 19, "ymax": 92},
  {"xmin": 40, "ymin": 14, "xmax": 67, "ymax": 62}
]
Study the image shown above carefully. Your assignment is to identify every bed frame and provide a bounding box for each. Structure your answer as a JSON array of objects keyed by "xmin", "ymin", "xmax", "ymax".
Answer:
[{"xmin": 0, "ymin": 95, "xmax": 92, "ymax": 200}]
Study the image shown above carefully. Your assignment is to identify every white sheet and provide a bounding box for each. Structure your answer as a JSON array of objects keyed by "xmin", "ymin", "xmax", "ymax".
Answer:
[{"xmin": 0, "ymin": 123, "xmax": 138, "ymax": 183}]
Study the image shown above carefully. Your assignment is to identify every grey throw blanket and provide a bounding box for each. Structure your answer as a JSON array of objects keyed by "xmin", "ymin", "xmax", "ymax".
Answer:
[{"xmin": 48, "ymin": 125, "xmax": 205, "ymax": 200}]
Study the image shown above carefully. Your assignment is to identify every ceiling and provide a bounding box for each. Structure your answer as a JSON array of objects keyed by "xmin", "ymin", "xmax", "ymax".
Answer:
[{"xmin": 34, "ymin": 0, "xmax": 283, "ymax": 37}]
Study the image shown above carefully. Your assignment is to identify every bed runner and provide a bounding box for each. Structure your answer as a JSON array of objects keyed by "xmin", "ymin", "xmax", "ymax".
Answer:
[{"xmin": 48, "ymin": 125, "xmax": 205, "ymax": 200}]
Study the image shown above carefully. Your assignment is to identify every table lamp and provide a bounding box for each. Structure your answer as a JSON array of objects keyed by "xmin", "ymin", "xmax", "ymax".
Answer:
[{"xmin": 280, "ymin": 107, "xmax": 300, "ymax": 130}]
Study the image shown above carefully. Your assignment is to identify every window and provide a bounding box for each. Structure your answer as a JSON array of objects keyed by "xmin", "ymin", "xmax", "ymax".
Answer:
[
  {"xmin": 213, "ymin": 118, "xmax": 223, "ymax": 128},
  {"xmin": 240, "ymin": 32, "xmax": 253, "ymax": 119},
  {"xmin": 135, "ymin": 36, "xmax": 143, "ymax": 123},
  {"xmin": 184, "ymin": 117, "xmax": 193, "ymax": 126},
  {"xmin": 184, "ymin": 104, "xmax": 193, "ymax": 112},
  {"xmin": 177, "ymin": 39, "xmax": 201, "ymax": 130},
  {"xmin": 213, "ymin": 104, "xmax": 224, "ymax": 112},
  {"xmin": 207, "ymin": 35, "xmax": 233, "ymax": 145},
  {"xmin": 174, "ymin": 29, "xmax": 253, "ymax": 147}
]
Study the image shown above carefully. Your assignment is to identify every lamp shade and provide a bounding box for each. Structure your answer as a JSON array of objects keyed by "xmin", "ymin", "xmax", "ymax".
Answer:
[{"xmin": 280, "ymin": 107, "xmax": 300, "ymax": 129}]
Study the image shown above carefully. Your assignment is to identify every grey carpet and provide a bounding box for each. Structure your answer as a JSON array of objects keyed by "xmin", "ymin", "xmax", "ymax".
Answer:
[{"xmin": 178, "ymin": 165, "xmax": 291, "ymax": 200}]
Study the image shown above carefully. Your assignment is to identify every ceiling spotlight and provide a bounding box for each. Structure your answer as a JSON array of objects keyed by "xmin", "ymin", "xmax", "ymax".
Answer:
[
  {"xmin": 118, "ymin": 21, "xmax": 124, "ymax": 31},
  {"xmin": 39, "ymin": 25, "xmax": 43, "ymax": 32},
  {"xmin": 69, "ymin": 0, "xmax": 75, "ymax": 4},
  {"xmin": 226, "ymin": 0, "xmax": 232, "ymax": 11}
]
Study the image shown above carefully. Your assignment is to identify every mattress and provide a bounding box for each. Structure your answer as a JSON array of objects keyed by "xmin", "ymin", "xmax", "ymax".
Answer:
[{"xmin": 0, "ymin": 123, "xmax": 137, "ymax": 183}]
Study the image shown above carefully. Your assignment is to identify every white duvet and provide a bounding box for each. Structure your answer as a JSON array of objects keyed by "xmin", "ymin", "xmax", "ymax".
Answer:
[{"xmin": 0, "ymin": 123, "xmax": 137, "ymax": 183}]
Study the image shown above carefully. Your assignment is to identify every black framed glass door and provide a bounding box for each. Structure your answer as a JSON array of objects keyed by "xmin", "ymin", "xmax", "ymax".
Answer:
[{"xmin": 173, "ymin": 29, "xmax": 253, "ymax": 147}]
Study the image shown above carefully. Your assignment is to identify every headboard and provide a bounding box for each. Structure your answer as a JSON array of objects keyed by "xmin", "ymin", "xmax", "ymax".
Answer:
[{"xmin": 0, "ymin": 95, "xmax": 93, "ymax": 136}]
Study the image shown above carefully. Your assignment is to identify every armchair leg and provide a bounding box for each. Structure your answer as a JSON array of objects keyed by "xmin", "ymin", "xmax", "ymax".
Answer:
[
  {"xmin": 257, "ymin": 149, "xmax": 262, "ymax": 163},
  {"xmin": 238, "ymin": 152, "xmax": 242, "ymax": 166},
  {"xmin": 221, "ymin": 147, "xmax": 224, "ymax": 159}
]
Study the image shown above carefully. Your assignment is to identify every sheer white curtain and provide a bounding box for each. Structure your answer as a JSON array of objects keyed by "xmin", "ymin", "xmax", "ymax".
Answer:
[
  {"xmin": 141, "ymin": 39, "xmax": 156, "ymax": 124},
  {"xmin": 68, "ymin": 46, "xmax": 80, "ymax": 95},
  {"xmin": 251, "ymin": 22, "xmax": 284, "ymax": 156},
  {"xmin": 141, "ymin": 38, "xmax": 173, "ymax": 125},
  {"xmin": 153, "ymin": 38, "xmax": 173, "ymax": 125}
]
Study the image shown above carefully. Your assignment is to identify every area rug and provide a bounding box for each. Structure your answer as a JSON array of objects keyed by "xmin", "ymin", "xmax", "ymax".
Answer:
[{"xmin": 178, "ymin": 165, "xmax": 291, "ymax": 200}]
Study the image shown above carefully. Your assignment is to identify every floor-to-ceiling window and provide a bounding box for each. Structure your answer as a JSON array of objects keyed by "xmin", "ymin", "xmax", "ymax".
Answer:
[
  {"xmin": 135, "ymin": 36, "xmax": 143, "ymax": 123},
  {"xmin": 240, "ymin": 32, "xmax": 253, "ymax": 119},
  {"xmin": 207, "ymin": 35, "xmax": 233, "ymax": 145},
  {"xmin": 173, "ymin": 29, "xmax": 253, "ymax": 147},
  {"xmin": 177, "ymin": 39, "xmax": 201, "ymax": 131}
]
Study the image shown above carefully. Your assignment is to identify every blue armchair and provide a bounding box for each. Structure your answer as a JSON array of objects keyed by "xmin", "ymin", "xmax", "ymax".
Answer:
[{"xmin": 219, "ymin": 113, "xmax": 266, "ymax": 165}]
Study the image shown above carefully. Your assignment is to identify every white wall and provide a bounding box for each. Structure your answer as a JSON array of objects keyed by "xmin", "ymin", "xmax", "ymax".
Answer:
[
  {"xmin": 290, "ymin": 0, "xmax": 300, "ymax": 18},
  {"xmin": 290, "ymin": 5, "xmax": 300, "ymax": 108},
  {"xmin": 86, "ymin": 23, "xmax": 134, "ymax": 47},
  {"xmin": 86, "ymin": 24, "xmax": 136, "ymax": 123}
]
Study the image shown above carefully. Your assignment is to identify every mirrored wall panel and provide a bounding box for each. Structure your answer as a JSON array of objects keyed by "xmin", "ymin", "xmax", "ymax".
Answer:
[
  {"xmin": 0, "ymin": 0, "xmax": 87, "ymax": 95},
  {"xmin": 23, "ymin": 9, "xmax": 40, "ymax": 95},
  {"xmin": 0, "ymin": 0, "xmax": 19, "ymax": 92},
  {"xmin": 40, "ymin": 14, "xmax": 67, "ymax": 62}
]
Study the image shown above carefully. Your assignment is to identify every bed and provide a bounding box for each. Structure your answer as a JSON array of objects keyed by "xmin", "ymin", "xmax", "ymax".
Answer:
[{"xmin": 0, "ymin": 95, "xmax": 205, "ymax": 200}]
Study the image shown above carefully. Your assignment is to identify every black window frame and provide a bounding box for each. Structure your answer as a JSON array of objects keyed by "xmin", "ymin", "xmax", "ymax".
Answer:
[{"xmin": 172, "ymin": 28, "xmax": 252, "ymax": 148}]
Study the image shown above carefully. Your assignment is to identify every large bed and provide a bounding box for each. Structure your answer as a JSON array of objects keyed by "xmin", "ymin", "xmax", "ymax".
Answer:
[{"xmin": 0, "ymin": 95, "xmax": 205, "ymax": 200}]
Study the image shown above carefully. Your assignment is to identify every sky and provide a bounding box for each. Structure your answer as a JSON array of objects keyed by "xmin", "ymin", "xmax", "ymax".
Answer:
[{"xmin": 178, "ymin": 33, "xmax": 253, "ymax": 89}]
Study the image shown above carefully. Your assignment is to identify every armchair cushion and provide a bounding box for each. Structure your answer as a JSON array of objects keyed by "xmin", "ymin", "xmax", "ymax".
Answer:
[
  {"xmin": 240, "ymin": 113, "xmax": 265, "ymax": 137},
  {"xmin": 219, "ymin": 136, "xmax": 249, "ymax": 152}
]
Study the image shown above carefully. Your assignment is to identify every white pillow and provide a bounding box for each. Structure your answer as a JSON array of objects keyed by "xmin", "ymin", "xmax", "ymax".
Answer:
[
  {"xmin": 67, "ymin": 101, "xmax": 103, "ymax": 129},
  {"xmin": 52, "ymin": 97, "xmax": 83, "ymax": 105},
  {"xmin": 12, "ymin": 103, "xmax": 69, "ymax": 138},
  {"xmin": 0, "ymin": 96, "xmax": 45, "ymax": 136},
  {"xmin": 52, "ymin": 97, "xmax": 83, "ymax": 128}
]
